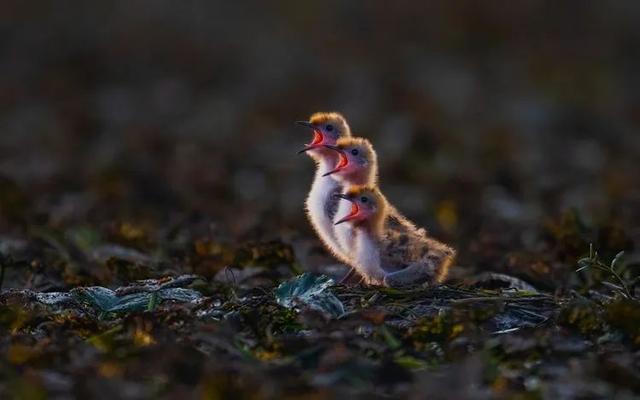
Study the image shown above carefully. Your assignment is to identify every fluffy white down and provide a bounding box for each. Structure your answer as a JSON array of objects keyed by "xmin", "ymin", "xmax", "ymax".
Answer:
[{"xmin": 305, "ymin": 157, "xmax": 350, "ymax": 263}]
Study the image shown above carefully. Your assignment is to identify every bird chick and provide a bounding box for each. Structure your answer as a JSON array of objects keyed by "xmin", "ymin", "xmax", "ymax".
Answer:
[
  {"xmin": 335, "ymin": 185, "xmax": 456, "ymax": 287},
  {"xmin": 323, "ymin": 138, "xmax": 421, "ymax": 259},
  {"xmin": 297, "ymin": 112, "xmax": 353, "ymax": 264},
  {"xmin": 323, "ymin": 137, "xmax": 378, "ymax": 257},
  {"xmin": 323, "ymin": 137, "xmax": 378, "ymax": 186}
]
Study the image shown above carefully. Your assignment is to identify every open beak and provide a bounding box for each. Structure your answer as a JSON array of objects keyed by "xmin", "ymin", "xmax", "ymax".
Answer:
[
  {"xmin": 322, "ymin": 145, "xmax": 348, "ymax": 176},
  {"xmin": 296, "ymin": 121, "xmax": 324, "ymax": 154},
  {"xmin": 334, "ymin": 194, "xmax": 360, "ymax": 225}
]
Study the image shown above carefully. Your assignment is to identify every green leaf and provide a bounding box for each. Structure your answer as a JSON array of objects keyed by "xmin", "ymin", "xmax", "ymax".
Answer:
[
  {"xmin": 147, "ymin": 292, "xmax": 159, "ymax": 311},
  {"xmin": 611, "ymin": 251, "xmax": 625, "ymax": 272},
  {"xmin": 71, "ymin": 286, "xmax": 201, "ymax": 314},
  {"xmin": 394, "ymin": 355, "xmax": 429, "ymax": 370},
  {"xmin": 73, "ymin": 287, "xmax": 120, "ymax": 311},
  {"xmin": 575, "ymin": 266, "xmax": 590, "ymax": 273},
  {"xmin": 379, "ymin": 325, "xmax": 401, "ymax": 349},
  {"xmin": 274, "ymin": 273, "xmax": 345, "ymax": 318},
  {"xmin": 86, "ymin": 325, "xmax": 123, "ymax": 352}
]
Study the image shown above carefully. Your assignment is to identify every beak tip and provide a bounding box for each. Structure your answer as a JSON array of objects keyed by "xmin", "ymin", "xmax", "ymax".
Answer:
[{"xmin": 296, "ymin": 121, "xmax": 314, "ymax": 128}]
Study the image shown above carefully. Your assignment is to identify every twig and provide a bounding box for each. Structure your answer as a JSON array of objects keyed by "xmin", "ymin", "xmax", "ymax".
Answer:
[
  {"xmin": 452, "ymin": 296, "xmax": 548, "ymax": 304},
  {"xmin": 491, "ymin": 327, "xmax": 521, "ymax": 335},
  {"xmin": 507, "ymin": 304, "xmax": 550, "ymax": 321}
]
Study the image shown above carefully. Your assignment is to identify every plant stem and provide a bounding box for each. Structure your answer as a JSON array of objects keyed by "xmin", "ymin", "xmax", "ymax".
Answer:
[
  {"xmin": 596, "ymin": 260, "xmax": 632, "ymax": 299},
  {"xmin": 607, "ymin": 266, "xmax": 632, "ymax": 299}
]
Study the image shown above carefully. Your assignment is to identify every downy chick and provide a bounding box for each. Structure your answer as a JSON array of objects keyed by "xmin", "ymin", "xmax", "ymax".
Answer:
[
  {"xmin": 323, "ymin": 138, "xmax": 423, "ymax": 260},
  {"xmin": 335, "ymin": 185, "xmax": 456, "ymax": 287},
  {"xmin": 297, "ymin": 112, "xmax": 353, "ymax": 263},
  {"xmin": 323, "ymin": 137, "xmax": 378, "ymax": 256}
]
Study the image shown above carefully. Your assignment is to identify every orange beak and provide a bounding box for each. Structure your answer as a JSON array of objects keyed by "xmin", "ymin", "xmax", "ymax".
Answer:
[
  {"xmin": 322, "ymin": 145, "xmax": 348, "ymax": 176},
  {"xmin": 334, "ymin": 194, "xmax": 360, "ymax": 225}
]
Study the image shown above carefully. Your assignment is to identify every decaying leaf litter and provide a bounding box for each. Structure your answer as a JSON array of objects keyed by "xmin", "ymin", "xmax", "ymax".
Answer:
[{"xmin": 1, "ymin": 217, "xmax": 639, "ymax": 398}]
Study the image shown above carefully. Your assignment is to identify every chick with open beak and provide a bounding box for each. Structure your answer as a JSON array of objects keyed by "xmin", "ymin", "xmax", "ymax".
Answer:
[
  {"xmin": 322, "ymin": 137, "xmax": 428, "ymax": 284},
  {"xmin": 332, "ymin": 186, "xmax": 387, "ymax": 285},
  {"xmin": 333, "ymin": 185, "xmax": 456, "ymax": 287},
  {"xmin": 320, "ymin": 138, "xmax": 380, "ymax": 277},
  {"xmin": 322, "ymin": 137, "xmax": 377, "ymax": 184},
  {"xmin": 296, "ymin": 112, "xmax": 351, "ymax": 155},
  {"xmin": 297, "ymin": 112, "xmax": 354, "ymax": 268},
  {"xmin": 334, "ymin": 192, "xmax": 379, "ymax": 226}
]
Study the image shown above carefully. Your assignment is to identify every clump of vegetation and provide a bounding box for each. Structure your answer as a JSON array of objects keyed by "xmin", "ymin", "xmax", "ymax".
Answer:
[{"xmin": 576, "ymin": 244, "xmax": 636, "ymax": 299}]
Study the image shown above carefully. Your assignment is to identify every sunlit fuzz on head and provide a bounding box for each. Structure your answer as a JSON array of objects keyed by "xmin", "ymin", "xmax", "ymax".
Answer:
[
  {"xmin": 297, "ymin": 112, "xmax": 352, "ymax": 154},
  {"xmin": 335, "ymin": 185, "xmax": 387, "ymax": 234},
  {"xmin": 322, "ymin": 137, "xmax": 377, "ymax": 184}
]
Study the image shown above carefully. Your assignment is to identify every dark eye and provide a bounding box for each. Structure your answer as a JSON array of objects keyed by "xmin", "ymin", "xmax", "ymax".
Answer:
[
  {"xmin": 351, "ymin": 149, "xmax": 359, "ymax": 156},
  {"xmin": 361, "ymin": 196, "xmax": 368, "ymax": 203},
  {"xmin": 326, "ymin": 124, "xmax": 334, "ymax": 132}
]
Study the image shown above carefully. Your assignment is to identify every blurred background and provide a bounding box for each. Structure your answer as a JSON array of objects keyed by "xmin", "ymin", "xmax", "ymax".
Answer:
[{"xmin": 1, "ymin": 1, "xmax": 639, "ymax": 288}]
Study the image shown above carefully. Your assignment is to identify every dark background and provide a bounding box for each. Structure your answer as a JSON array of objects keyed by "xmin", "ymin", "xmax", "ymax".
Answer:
[{"xmin": 1, "ymin": 1, "xmax": 639, "ymax": 284}]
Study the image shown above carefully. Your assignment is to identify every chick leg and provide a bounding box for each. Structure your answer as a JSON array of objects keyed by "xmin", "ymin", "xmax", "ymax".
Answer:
[
  {"xmin": 383, "ymin": 263, "xmax": 435, "ymax": 288},
  {"xmin": 339, "ymin": 267, "xmax": 356, "ymax": 284}
]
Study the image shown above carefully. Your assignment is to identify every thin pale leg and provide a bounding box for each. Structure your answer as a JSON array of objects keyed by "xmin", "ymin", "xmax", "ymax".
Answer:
[
  {"xmin": 339, "ymin": 267, "xmax": 356, "ymax": 284},
  {"xmin": 435, "ymin": 256, "xmax": 454, "ymax": 284},
  {"xmin": 383, "ymin": 263, "xmax": 435, "ymax": 288}
]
